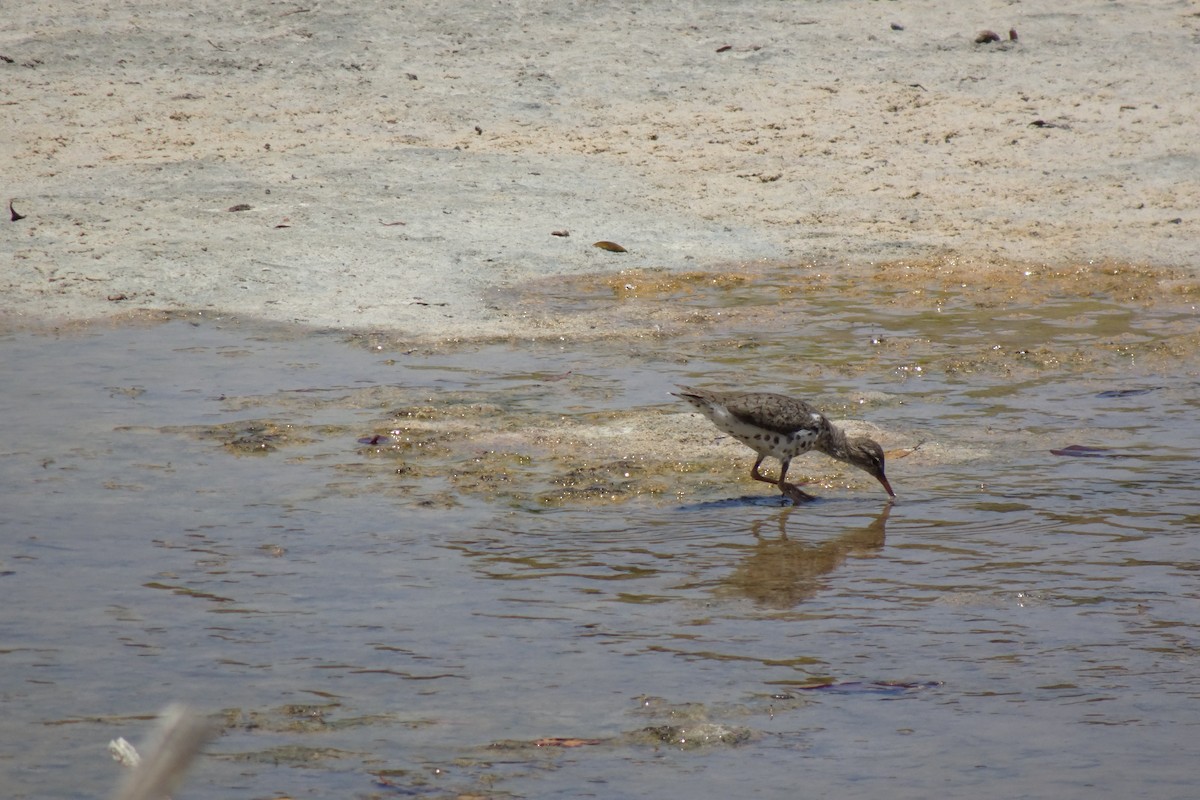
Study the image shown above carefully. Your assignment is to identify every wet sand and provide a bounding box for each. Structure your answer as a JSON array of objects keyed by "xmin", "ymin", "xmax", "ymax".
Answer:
[{"xmin": 4, "ymin": 0, "xmax": 1198, "ymax": 336}]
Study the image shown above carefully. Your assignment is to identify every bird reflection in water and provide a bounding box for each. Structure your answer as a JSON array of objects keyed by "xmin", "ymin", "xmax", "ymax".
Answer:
[{"xmin": 718, "ymin": 502, "xmax": 892, "ymax": 608}]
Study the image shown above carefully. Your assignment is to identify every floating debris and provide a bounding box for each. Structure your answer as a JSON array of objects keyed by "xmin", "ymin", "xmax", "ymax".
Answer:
[
  {"xmin": 792, "ymin": 680, "xmax": 941, "ymax": 695},
  {"xmin": 1050, "ymin": 444, "xmax": 1118, "ymax": 458},
  {"xmin": 358, "ymin": 434, "xmax": 391, "ymax": 445},
  {"xmin": 1095, "ymin": 387, "xmax": 1162, "ymax": 398}
]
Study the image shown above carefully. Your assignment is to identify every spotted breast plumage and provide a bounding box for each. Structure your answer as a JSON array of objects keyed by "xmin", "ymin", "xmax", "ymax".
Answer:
[{"xmin": 673, "ymin": 385, "xmax": 895, "ymax": 503}]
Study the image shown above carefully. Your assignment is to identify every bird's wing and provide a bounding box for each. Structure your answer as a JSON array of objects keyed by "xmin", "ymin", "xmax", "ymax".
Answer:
[{"xmin": 725, "ymin": 392, "xmax": 825, "ymax": 436}]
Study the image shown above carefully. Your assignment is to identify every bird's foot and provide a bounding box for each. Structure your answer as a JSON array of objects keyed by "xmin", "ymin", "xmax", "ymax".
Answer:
[{"xmin": 780, "ymin": 482, "xmax": 817, "ymax": 504}]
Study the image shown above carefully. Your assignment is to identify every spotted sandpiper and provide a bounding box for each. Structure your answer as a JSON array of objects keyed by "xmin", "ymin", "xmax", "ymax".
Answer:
[{"xmin": 673, "ymin": 385, "xmax": 895, "ymax": 503}]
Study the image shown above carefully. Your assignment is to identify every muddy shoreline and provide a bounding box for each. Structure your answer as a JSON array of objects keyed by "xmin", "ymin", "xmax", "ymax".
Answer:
[{"xmin": 4, "ymin": 1, "xmax": 1197, "ymax": 337}]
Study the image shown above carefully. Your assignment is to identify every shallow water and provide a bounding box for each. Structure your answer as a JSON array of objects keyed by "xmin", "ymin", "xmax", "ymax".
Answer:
[{"xmin": 3, "ymin": 264, "xmax": 1200, "ymax": 799}]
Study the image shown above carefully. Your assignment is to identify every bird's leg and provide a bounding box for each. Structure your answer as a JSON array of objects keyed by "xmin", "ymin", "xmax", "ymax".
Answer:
[
  {"xmin": 751, "ymin": 456, "xmax": 793, "ymax": 504},
  {"xmin": 751, "ymin": 456, "xmax": 815, "ymax": 504},
  {"xmin": 776, "ymin": 458, "xmax": 817, "ymax": 505},
  {"xmin": 781, "ymin": 484, "xmax": 817, "ymax": 504},
  {"xmin": 749, "ymin": 455, "xmax": 777, "ymax": 485}
]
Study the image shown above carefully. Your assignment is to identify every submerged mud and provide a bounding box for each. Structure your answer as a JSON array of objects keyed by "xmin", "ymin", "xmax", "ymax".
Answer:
[{"xmin": 147, "ymin": 258, "xmax": 1200, "ymax": 508}]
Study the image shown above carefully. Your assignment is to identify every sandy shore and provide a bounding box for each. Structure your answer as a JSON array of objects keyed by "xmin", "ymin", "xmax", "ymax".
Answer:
[{"xmin": 4, "ymin": 0, "xmax": 1197, "ymax": 337}]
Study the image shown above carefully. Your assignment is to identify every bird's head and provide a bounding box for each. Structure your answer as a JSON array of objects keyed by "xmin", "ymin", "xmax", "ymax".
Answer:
[{"xmin": 847, "ymin": 437, "xmax": 895, "ymax": 498}]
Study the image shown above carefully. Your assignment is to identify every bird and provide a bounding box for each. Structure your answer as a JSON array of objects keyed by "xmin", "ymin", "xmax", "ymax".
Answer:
[{"xmin": 673, "ymin": 385, "xmax": 895, "ymax": 503}]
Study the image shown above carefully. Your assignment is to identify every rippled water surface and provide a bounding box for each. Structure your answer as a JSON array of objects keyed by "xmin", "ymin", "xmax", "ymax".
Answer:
[{"xmin": 3, "ymin": 264, "xmax": 1200, "ymax": 799}]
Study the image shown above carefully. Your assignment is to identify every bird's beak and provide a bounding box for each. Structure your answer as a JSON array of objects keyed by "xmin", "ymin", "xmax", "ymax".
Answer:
[{"xmin": 877, "ymin": 474, "xmax": 896, "ymax": 498}]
